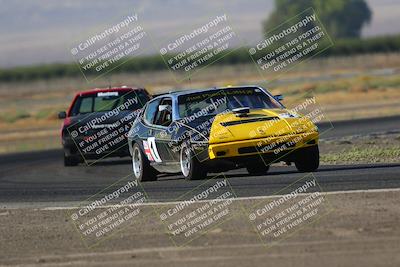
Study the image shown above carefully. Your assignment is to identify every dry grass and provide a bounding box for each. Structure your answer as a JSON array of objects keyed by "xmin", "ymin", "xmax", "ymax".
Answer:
[{"xmin": 320, "ymin": 133, "xmax": 400, "ymax": 164}]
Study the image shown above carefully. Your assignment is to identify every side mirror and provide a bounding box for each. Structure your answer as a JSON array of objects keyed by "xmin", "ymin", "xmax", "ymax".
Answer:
[
  {"xmin": 158, "ymin": 105, "xmax": 172, "ymax": 113},
  {"xmin": 274, "ymin": 94, "xmax": 284, "ymax": 101},
  {"xmin": 58, "ymin": 111, "xmax": 67, "ymax": 119}
]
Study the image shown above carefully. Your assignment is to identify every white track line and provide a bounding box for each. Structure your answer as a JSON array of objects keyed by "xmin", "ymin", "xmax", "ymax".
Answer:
[{"xmin": 40, "ymin": 187, "xmax": 400, "ymax": 211}]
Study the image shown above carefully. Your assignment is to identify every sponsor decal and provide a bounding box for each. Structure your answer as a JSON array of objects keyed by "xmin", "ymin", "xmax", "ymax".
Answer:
[{"xmin": 97, "ymin": 91, "xmax": 119, "ymax": 97}]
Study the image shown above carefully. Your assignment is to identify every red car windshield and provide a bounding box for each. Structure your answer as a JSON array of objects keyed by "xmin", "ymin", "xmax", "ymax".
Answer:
[{"xmin": 70, "ymin": 90, "xmax": 149, "ymax": 116}]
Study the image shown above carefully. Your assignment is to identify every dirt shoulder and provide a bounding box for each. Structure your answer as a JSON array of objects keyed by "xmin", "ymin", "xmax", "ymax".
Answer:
[
  {"xmin": 320, "ymin": 132, "xmax": 400, "ymax": 165},
  {"xmin": 1, "ymin": 189, "xmax": 399, "ymax": 266}
]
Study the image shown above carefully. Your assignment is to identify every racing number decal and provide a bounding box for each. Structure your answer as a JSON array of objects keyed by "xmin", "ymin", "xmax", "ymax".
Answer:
[
  {"xmin": 148, "ymin": 137, "xmax": 162, "ymax": 163},
  {"xmin": 143, "ymin": 137, "xmax": 162, "ymax": 162},
  {"xmin": 142, "ymin": 140, "xmax": 153, "ymax": 161}
]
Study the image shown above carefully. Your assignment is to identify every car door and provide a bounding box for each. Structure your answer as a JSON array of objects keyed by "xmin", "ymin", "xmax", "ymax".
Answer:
[
  {"xmin": 139, "ymin": 98, "xmax": 163, "ymax": 164},
  {"xmin": 151, "ymin": 97, "xmax": 177, "ymax": 164},
  {"xmin": 139, "ymin": 97, "xmax": 179, "ymax": 173}
]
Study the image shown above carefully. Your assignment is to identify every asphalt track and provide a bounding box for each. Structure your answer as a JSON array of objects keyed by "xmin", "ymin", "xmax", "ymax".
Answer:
[{"xmin": 0, "ymin": 115, "xmax": 399, "ymax": 207}]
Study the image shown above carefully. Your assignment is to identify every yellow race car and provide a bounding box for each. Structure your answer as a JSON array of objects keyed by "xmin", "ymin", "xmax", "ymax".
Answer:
[{"xmin": 128, "ymin": 86, "xmax": 319, "ymax": 181}]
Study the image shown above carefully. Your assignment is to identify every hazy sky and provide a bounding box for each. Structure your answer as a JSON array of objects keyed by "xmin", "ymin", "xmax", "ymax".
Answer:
[{"xmin": 0, "ymin": 0, "xmax": 399, "ymax": 67}]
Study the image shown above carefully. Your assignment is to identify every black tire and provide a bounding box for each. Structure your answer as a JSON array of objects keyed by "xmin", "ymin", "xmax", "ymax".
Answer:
[
  {"xmin": 294, "ymin": 145, "xmax": 320, "ymax": 172},
  {"xmin": 64, "ymin": 153, "xmax": 78, "ymax": 167},
  {"xmin": 180, "ymin": 144, "xmax": 207, "ymax": 180},
  {"xmin": 132, "ymin": 143, "xmax": 157, "ymax": 182},
  {"xmin": 246, "ymin": 163, "xmax": 270, "ymax": 175}
]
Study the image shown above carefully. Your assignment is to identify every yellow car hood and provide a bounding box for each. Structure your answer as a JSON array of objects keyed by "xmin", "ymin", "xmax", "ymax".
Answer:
[{"xmin": 209, "ymin": 109, "xmax": 317, "ymax": 144}]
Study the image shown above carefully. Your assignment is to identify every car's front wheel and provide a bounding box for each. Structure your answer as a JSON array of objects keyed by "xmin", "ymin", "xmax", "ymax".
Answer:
[
  {"xmin": 132, "ymin": 143, "xmax": 157, "ymax": 182},
  {"xmin": 246, "ymin": 163, "xmax": 270, "ymax": 175},
  {"xmin": 180, "ymin": 144, "xmax": 206, "ymax": 180},
  {"xmin": 294, "ymin": 145, "xmax": 319, "ymax": 172}
]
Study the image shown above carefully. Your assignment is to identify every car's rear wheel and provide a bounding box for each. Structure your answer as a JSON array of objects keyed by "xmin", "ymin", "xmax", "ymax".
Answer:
[
  {"xmin": 64, "ymin": 153, "xmax": 78, "ymax": 167},
  {"xmin": 180, "ymin": 144, "xmax": 206, "ymax": 180},
  {"xmin": 246, "ymin": 163, "xmax": 270, "ymax": 175},
  {"xmin": 294, "ymin": 145, "xmax": 319, "ymax": 172},
  {"xmin": 132, "ymin": 143, "xmax": 157, "ymax": 182}
]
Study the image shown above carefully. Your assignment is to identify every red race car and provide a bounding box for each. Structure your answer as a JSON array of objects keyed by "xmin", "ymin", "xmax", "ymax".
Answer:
[{"xmin": 58, "ymin": 86, "xmax": 151, "ymax": 166}]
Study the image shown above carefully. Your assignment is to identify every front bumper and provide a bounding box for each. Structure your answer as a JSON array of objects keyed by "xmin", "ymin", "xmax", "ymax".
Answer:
[{"xmin": 208, "ymin": 131, "xmax": 319, "ymax": 159}]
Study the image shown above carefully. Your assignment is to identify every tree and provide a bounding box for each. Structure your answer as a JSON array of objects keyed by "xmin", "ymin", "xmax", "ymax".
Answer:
[{"xmin": 263, "ymin": 0, "xmax": 372, "ymax": 39}]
